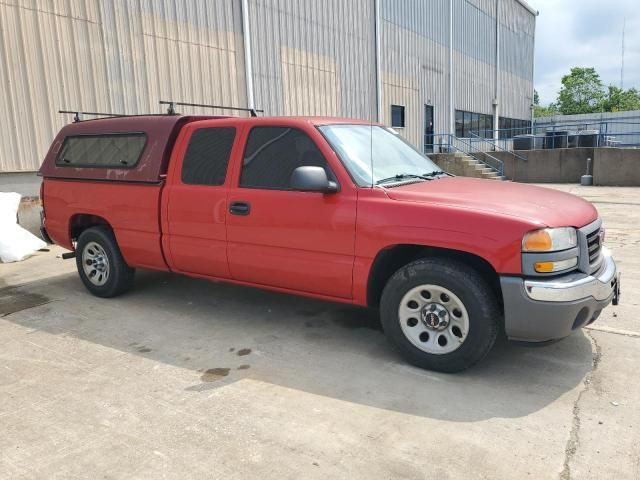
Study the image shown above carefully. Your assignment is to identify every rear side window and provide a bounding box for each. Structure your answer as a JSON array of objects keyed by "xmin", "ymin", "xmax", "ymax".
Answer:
[
  {"xmin": 181, "ymin": 127, "xmax": 236, "ymax": 186},
  {"xmin": 240, "ymin": 127, "xmax": 331, "ymax": 190},
  {"xmin": 56, "ymin": 134, "xmax": 146, "ymax": 168}
]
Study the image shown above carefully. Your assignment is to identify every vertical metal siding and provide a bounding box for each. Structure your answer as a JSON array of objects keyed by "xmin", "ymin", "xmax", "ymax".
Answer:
[
  {"xmin": 498, "ymin": 0, "xmax": 535, "ymax": 118},
  {"xmin": 380, "ymin": 0, "xmax": 452, "ymax": 145},
  {"xmin": 0, "ymin": 0, "xmax": 535, "ymax": 171},
  {"xmin": 380, "ymin": 0, "xmax": 534, "ymax": 142},
  {"xmin": 248, "ymin": 0, "xmax": 376, "ymax": 120},
  {"xmin": 380, "ymin": 0, "xmax": 499, "ymax": 143},
  {"xmin": 0, "ymin": 0, "xmax": 246, "ymax": 172}
]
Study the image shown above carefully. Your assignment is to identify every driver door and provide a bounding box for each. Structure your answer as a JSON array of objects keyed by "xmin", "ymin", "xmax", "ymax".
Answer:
[{"xmin": 226, "ymin": 124, "xmax": 357, "ymax": 299}]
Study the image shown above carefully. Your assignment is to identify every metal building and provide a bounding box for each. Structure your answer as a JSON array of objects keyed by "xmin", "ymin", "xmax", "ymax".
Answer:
[{"xmin": 0, "ymin": 0, "xmax": 537, "ymax": 178}]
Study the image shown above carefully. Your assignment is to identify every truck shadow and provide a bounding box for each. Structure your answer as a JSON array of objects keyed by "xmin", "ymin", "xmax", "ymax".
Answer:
[{"xmin": 3, "ymin": 269, "xmax": 594, "ymax": 422}]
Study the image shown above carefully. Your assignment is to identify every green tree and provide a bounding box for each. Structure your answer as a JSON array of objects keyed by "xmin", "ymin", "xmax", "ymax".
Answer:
[
  {"xmin": 533, "ymin": 104, "xmax": 557, "ymax": 118},
  {"xmin": 599, "ymin": 85, "xmax": 640, "ymax": 112},
  {"xmin": 556, "ymin": 67, "xmax": 605, "ymax": 115},
  {"xmin": 532, "ymin": 90, "xmax": 558, "ymax": 117}
]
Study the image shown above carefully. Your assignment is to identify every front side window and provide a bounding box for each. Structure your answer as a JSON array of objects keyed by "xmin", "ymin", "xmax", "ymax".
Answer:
[
  {"xmin": 181, "ymin": 127, "xmax": 235, "ymax": 186},
  {"xmin": 240, "ymin": 127, "xmax": 332, "ymax": 190},
  {"xmin": 319, "ymin": 124, "xmax": 442, "ymax": 187},
  {"xmin": 56, "ymin": 134, "xmax": 146, "ymax": 168}
]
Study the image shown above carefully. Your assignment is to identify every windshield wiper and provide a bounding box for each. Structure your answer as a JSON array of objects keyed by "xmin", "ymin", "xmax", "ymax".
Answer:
[
  {"xmin": 422, "ymin": 170, "xmax": 451, "ymax": 178},
  {"xmin": 375, "ymin": 173, "xmax": 431, "ymax": 185}
]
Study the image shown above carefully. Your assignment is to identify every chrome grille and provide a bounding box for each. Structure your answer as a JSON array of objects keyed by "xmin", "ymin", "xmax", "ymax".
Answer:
[{"xmin": 586, "ymin": 229, "xmax": 602, "ymax": 265}]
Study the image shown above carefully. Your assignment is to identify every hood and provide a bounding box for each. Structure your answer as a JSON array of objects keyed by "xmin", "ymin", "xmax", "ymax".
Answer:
[{"xmin": 383, "ymin": 177, "xmax": 598, "ymax": 228}]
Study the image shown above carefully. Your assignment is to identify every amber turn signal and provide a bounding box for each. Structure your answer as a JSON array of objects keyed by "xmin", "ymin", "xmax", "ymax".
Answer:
[
  {"xmin": 534, "ymin": 258, "xmax": 578, "ymax": 273},
  {"xmin": 523, "ymin": 230, "xmax": 552, "ymax": 251}
]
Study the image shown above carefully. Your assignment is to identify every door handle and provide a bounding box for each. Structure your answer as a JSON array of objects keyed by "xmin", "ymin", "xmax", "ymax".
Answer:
[{"xmin": 229, "ymin": 201, "xmax": 251, "ymax": 216}]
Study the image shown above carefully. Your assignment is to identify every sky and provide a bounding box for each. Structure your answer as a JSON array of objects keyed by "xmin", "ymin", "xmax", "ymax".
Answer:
[{"xmin": 529, "ymin": 0, "xmax": 639, "ymax": 105}]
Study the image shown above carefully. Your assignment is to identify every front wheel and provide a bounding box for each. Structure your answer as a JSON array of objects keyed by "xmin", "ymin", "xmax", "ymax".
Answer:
[
  {"xmin": 380, "ymin": 258, "xmax": 499, "ymax": 373},
  {"xmin": 75, "ymin": 226, "xmax": 135, "ymax": 298}
]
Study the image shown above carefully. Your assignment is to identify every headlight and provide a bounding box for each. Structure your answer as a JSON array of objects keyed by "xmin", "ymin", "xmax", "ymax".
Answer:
[{"xmin": 522, "ymin": 227, "xmax": 577, "ymax": 252}]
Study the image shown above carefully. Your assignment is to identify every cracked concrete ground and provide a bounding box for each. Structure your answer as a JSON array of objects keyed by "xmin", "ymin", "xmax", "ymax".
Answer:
[{"xmin": 1, "ymin": 184, "xmax": 639, "ymax": 479}]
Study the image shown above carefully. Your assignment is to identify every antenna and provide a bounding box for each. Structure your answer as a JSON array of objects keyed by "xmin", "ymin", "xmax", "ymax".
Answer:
[{"xmin": 621, "ymin": 16, "xmax": 626, "ymax": 89}]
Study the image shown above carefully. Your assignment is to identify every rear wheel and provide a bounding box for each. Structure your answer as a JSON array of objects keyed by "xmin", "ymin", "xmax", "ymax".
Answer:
[
  {"xmin": 75, "ymin": 226, "xmax": 135, "ymax": 297},
  {"xmin": 380, "ymin": 258, "xmax": 499, "ymax": 373}
]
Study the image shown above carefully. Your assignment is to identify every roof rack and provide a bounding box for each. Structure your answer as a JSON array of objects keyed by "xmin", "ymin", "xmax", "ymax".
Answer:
[
  {"xmin": 159, "ymin": 100, "xmax": 264, "ymax": 117},
  {"xmin": 59, "ymin": 110, "xmax": 128, "ymax": 122}
]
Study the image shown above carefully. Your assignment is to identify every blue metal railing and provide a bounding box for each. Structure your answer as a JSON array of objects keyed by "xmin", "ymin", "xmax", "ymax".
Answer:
[
  {"xmin": 428, "ymin": 134, "xmax": 504, "ymax": 176},
  {"xmin": 452, "ymin": 136, "xmax": 504, "ymax": 176},
  {"xmin": 531, "ymin": 120, "xmax": 640, "ymax": 148},
  {"xmin": 467, "ymin": 131, "xmax": 528, "ymax": 162},
  {"xmin": 426, "ymin": 120, "xmax": 640, "ymax": 157}
]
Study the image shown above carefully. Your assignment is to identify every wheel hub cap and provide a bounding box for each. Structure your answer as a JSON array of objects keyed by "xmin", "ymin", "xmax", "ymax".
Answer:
[
  {"xmin": 421, "ymin": 303, "xmax": 449, "ymax": 330},
  {"xmin": 398, "ymin": 284, "xmax": 470, "ymax": 355},
  {"xmin": 82, "ymin": 241, "xmax": 110, "ymax": 287}
]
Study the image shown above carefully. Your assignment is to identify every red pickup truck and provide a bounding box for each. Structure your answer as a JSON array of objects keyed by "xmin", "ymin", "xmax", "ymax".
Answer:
[{"xmin": 38, "ymin": 114, "xmax": 620, "ymax": 372}]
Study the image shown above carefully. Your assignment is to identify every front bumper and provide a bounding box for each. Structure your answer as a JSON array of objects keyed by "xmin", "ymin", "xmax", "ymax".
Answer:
[{"xmin": 501, "ymin": 247, "xmax": 619, "ymax": 342}]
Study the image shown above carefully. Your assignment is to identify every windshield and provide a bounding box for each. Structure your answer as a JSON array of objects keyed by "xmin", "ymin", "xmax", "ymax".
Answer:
[{"xmin": 318, "ymin": 124, "xmax": 444, "ymax": 186}]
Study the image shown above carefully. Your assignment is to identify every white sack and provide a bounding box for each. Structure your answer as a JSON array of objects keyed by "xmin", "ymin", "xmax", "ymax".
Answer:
[
  {"xmin": 0, "ymin": 191, "xmax": 20, "ymax": 225},
  {"xmin": 0, "ymin": 192, "xmax": 47, "ymax": 263}
]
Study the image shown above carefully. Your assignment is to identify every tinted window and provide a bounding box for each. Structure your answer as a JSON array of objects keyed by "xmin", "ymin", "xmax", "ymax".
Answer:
[
  {"xmin": 181, "ymin": 127, "xmax": 235, "ymax": 185},
  {"xmin": 391, "ymin": 105, "xmax": 405, "ymax": 128},
  {"xmin": 241, "ymin": 127, "xmax": 331, "ymax": 190},
  {"xmin": 471, "ymin": 113, "xmax": 480, "ymax": 137},
  {"xmin": 499, "ymin": 117, "xmax": 507, "ymax": 139},
  {"xmin": 455, "ymin": 110, "xmax": 464, "ymax": 138},
  {"xmin": 482, "ymin": 114, "xmax": 492, "ymax": 138},
  {"xmin": 56, "ymin": 134, "xmax": 146, "ymax": 168},
  {"xmin": 463, "ymin": 111, "xmax": 472, "ymax": 137}
]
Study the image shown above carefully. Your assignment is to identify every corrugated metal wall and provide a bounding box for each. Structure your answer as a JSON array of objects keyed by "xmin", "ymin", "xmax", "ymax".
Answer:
[
  {"xmin": 248, "ymin": 0, "xmax": 377, "ymax": 120},
  {"xmin": 498, "ymin": 0, "xmax": 535, "ymax": 118},
  {"xmin": 381, "ymin": 0, "xmax": 535, "ymax": 145},
  {"xmin": 0, "ymin": 0, "xmax": 535, "ymax": 172},
  {"xmin": 0, "ymin": 0, "xmax": 246, "ymax": 172},
  {"xmin": 380, "ymin": 0, "xmax": 450, "ymax": 146}
]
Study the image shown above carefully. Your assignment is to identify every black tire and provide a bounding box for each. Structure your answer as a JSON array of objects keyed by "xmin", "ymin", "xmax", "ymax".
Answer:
[
  {"xmin": 380, "ymin": 258, "xmax": 499, "ymax": 373},
  {"xmin": 75, "ymin": 226, "xmax": 135, "ymax": 298}
]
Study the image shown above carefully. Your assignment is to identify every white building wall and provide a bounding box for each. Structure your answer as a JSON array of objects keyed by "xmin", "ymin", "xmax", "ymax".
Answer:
[
  {"xmin": 0, "ymin": 0, "xmax": 247, "ymax": 172},
  {"xmin": 0, "ymin": 0, "xmax": 535, "ymax": 172}
]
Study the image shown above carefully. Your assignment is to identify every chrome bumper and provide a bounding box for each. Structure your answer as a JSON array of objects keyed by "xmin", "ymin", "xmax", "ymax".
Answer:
[{"xmin": 524, "ymin": 247, "xmax": 617, "ymax": 303}]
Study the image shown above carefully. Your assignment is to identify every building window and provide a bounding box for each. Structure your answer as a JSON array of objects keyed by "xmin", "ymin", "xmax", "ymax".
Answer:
[
  {"xmin": 455, "ymin": 110, "xmax": 495, "ymax": 139},
  {"xmin": 482, "ymin": 114, "xmax": 493, "ymax": 138},
  {"xmin": 391, "ymin": 105, "xmax": 405, "ymax": 128},
  {"xmin": 455, "ymin": 110, "xmax": 464, "ymax": 138},
  {"xmin": 463, "ymin": 111, "xmax": 472, "ymax": 137},
  {"xmin": 498, "ymin": 117, "xmax": 532, "ymax": 139}
]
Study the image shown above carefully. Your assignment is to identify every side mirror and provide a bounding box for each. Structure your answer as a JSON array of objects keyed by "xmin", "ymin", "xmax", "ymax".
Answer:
[{"xmin": 290, "ymin": 166, "xmax": 338, "ymax": 193}]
